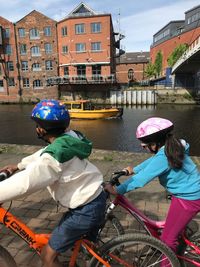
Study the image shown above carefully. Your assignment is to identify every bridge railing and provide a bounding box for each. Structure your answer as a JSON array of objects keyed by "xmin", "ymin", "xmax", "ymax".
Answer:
[{"xmin": 172, "ymin": 35, "xmax": 200, "ymax": 73}]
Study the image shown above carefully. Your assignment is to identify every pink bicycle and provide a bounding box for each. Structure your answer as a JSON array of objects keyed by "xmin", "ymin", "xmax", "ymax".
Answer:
[{"xmin": 101, "ymin": 171, "xmax": 200, "ymax": 266}]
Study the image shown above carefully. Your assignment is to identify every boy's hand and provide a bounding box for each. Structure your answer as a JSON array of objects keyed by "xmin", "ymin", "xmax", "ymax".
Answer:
[
  {"xmin": 104, "ymin": 183, "xmax": 118, "ymax": 195},
  {"xmin": 0, "ymin": 165, "xmax": 19, "ymax": 176}
]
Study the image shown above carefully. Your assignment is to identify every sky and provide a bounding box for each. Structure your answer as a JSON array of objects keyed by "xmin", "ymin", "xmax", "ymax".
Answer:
[{"xmin": 0, "ymin": 0, "xmax": 200, "ymax": 52}]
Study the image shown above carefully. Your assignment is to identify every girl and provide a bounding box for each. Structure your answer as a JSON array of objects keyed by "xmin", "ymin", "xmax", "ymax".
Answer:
[{"xmin": 105, "ymin": 117, "xmax": 200, "ymax": 252}]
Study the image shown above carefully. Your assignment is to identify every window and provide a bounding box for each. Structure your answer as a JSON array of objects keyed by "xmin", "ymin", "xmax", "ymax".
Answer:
[
  {"xmin": 77, "ymin": 65, "xmax": 86, "ymax": 77},
  {"xmin": 62, "ymin": 45, "xmax": 68, "ymax": 54},
  {"xmin": 18, "ymin": 28, "xmax": 25, "ymax": 37},
  {"xmin": 44, "ymin": 26, "xmax": 51, "ymax": 36},
  {"xmin": 23, "ymin": 78, "xmax": 30, "ymax": 88},
  {"xmin": 44, "ymin": 43, "xmax": 52, "ymax": 54},
  {"xmin": 5, "ymin": 44, "xmax": 12, "ymax": 55},
  {"xmin": 76, "ymin": 43, "xmax": 86, "ymax": 53},
  {"xmin": 33, "ymin": 79, "xmax": 42, "ymax": 88},
  {"xmin": 21, "ymin": 61, "xmax": 28, "ymax": 71},
  {"xmin": 64, "ymin": 66, "xmax": 69, "ymax": 76},
  {"xmin": 20, "ymin": 44, "xmax": 27, "ymax": 55},
  {"xmin": 91, "ymin": 42, "xmax": 101, "ymax": 51},
  {"xmin": 0, "ymin": 80, "xmax": 4, "ymax": 91},
  {"xmin": 128, "ymin": 69, "xmax": 134, "ymax": 80},
  {"xmin": 92, "ymin": 65, "xmax": 101, "ymax": 76},
  {"xmin": 45, "ymin": 60, "xmax": 53, "ymax": 70},
  {"xmin": 31, "ymin": 46, "xmax": 40, "ymax": 56},
  {"xmin": 32, "ymin": 63, "xmax": 41, "ymax": 71},
  {"xmin": 75, "ymin": 24, "xmax": 85, "ymax": 34},
  {"xmin": 30, "ymin": 28, "xmax": 40, "ymax": 39},
  {"xmin": 91, "ymin": 22, "xmax": 101, "ymax": 33},
  {"xmin": 6, "ymin": 61, "xmax": 14, "ymax": 71},
  {"xmin": 4, "ymin": 28, "xmax": 10, "ymax": 38},
  {"xmin": 8, "ymin": 78, "xmax": 15, "ymax": 86},
  {"xmin": 61, "ymin": 27, "xmax": 67, "ymax": 36}
]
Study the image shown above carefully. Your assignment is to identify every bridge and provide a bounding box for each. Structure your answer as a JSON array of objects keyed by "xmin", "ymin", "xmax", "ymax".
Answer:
[
  {"xmin": 172, "ymin": 35, "xmax": 200, "ymax": 74},
  {"xmin": 171, "ymin": 35, "xmax": 200, "ymax": 94}
]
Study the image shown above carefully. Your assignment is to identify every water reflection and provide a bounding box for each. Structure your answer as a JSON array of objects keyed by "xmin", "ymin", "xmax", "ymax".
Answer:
[{"xmin": 0, "ymin": 104, "xmax": 200, "ymax": 156}]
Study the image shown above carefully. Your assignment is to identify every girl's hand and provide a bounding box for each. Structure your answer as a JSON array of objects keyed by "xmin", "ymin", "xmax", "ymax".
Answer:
[
  {"xmin": 123, "ymin": 166, "xmax": 134, "ymax": 175},
  {"xmin": 0, "ymin": 165, "xmax": 19, "ymax": 176},
  {"xmin": 104, "ymin": 183, "xmax": 118, "ymax": 195}
]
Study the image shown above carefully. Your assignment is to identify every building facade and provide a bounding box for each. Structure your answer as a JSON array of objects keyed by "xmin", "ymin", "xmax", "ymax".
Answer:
[
  {"xmin": 0, "ymin": 17, "xmax": 19, "ymax": 101},
  {"xmin": 150, "ymin": 4, "xmax": 200, "ymax": 74},
  {"xmin": 56, "ymin": 2, "xmax": 117, "ymax": 92},
  {"xmin": 116, "ymin": 52, "xmax": 150, "ymax": 87}
]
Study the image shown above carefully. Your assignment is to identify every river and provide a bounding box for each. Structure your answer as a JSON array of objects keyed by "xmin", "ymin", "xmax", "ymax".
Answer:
[{"xmin": 0, "ymin": 104, "xmax": 200, "ymax": 156}]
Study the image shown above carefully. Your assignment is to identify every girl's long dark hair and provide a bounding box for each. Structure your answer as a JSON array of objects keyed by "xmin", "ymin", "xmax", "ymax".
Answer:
[{"xmin": 164, "ymin": 133, "xmax": 185, "ymax": 169}]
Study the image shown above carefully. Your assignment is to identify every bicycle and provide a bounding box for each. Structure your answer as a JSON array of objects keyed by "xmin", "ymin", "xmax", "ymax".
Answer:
[
  {"xmin": 0, "ymin": 172, "xmax": 180, "ymax": 267},
  {"xmin": 103, "ymin": 170, "xmax": 200, "ymax": 266}
]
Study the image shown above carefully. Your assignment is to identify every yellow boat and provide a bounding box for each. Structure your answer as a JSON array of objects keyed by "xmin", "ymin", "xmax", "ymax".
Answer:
[{"xmin": 60, "ymin": 100, "xmax": 123, "ymax": 119}]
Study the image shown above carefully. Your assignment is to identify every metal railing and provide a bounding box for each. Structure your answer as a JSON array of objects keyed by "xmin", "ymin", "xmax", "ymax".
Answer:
[{"xmin": 46, "ymin": 75, "xmax": 116, "ymax": 85}]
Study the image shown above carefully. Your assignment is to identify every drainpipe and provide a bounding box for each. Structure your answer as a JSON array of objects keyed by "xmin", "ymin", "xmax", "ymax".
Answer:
[{"xmin": 13, "ymin": 23, "xmax": 22, "ymax": 100}]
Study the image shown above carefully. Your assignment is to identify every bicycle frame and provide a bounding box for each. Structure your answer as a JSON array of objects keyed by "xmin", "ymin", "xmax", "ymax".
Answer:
[
  {"xmin": 107, "ymin": 193, "xmax": 200, "ymax": 266},
  {"xmin": 0, "ymin": 204, "xmax": 112, "ymax": 267}
]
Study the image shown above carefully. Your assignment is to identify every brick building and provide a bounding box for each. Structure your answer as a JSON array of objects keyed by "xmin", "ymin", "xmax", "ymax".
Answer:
[
  {"xmin": 56, "ymin": 2, "xmax": 117, "ymax": 95},
  {"xmin": 0, "ymin": 11, "xmax": 59, "ymax": 102},
  {"xmin": 116, "ymin": 52, "xmax": 150, "ymax": 87},
  {"xmin": 0, "ymin": 17, "xmax": 19, "ymax": 101},
  {"xmin": 150, "ymin": 4, "xmax": 200, "ymax": 75}
]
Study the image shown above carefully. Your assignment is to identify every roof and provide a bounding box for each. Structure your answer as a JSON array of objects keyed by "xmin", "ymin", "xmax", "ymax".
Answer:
[
  {"xmin": 153, "ymin": 20, "xmax": 185, "ymax": 37},
  {"xmin": 116, "ymin": 52, "xmax": 150, "ymax": 64},
  {"xmin": 185, "ymin": 4, "xmax": 200, "ymax": 14},
  {"xmin": 15, "ymin": 10, "xmax": 56, "ymax": 24}
]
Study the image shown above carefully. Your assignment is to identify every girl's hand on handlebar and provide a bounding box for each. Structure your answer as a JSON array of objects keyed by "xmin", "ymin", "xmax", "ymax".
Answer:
[
  {"xmin": 0, "ymin": 164, "xmax": 19, "ymax": 176},
  {"xmin": 123, "ymin": 166, "xmax": 134, "ymax": 176},
  {"xmin": 104, "ymin": 183, "xmax": 118, "ymax": 195}
]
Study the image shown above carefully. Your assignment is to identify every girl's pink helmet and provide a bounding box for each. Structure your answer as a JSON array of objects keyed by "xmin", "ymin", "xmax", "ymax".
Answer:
[{"xmin": 136, "ymin": 117, "xmax": 173, "ymax": 143}]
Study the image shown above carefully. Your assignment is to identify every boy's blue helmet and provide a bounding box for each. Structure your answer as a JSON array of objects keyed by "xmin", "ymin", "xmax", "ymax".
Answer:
[{"xmin": 31, "ymin": 99, "xmax": 70, "ymax": 132}]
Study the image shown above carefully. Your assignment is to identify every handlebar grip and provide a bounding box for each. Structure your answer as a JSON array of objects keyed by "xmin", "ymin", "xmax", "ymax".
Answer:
[{"xmin": 0, "ymin": 172, "xmax": 9, "ymax": 182}]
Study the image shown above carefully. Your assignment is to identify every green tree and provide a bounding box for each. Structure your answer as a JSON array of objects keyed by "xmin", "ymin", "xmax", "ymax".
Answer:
[
  {"xmin": 144, "ymin": 62, "xmax": 156, "ymax": 78},
  {"xmin": 167, "ymin": 43, "xmax": 188, "ymax": 67},
  {"xmin": 154, "ymin": 50, "xmax": 163, "ymax": 77}
]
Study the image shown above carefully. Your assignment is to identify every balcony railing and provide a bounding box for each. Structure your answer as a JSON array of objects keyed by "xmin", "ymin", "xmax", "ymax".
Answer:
[{"xmin": 46, "ymin": 75, "xmax": 116, "ymax": 86}]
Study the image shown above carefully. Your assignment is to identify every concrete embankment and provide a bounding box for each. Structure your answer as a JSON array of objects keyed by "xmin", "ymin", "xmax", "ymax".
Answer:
[{"xmin": 0, "ymin": 144, "xmax": 200, "ymax": 266}]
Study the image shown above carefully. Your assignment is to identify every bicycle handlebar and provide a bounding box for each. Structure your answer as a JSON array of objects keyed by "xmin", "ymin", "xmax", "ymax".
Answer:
[
  {"xmin": 0, "ymin": 172, "xmax": 10, "ymax": 182},
  {"xmin": 109, "ymin": 170, "xmax": 128, "ymax": 186}
]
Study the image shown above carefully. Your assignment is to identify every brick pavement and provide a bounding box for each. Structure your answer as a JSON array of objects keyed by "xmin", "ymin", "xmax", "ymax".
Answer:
[{"xmin": 0, "ymin": 145, "xmax": 200, "ymax": 266}]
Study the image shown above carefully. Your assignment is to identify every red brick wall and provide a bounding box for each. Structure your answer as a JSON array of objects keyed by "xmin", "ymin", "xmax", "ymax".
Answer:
[
  {"xmin": 0, "ymin": 16, "xmax": 19, "ymax": 101},
  {"xmin": 57, "ymin": 14, "xmax": 114, "ymax": 78},
  {"xmin": 116, "ymin": 62, "xmax": 148, "ymax": 83},
  {"xmin": 150, "ymin": 27, "xmax": 200, "ymax": 72}
]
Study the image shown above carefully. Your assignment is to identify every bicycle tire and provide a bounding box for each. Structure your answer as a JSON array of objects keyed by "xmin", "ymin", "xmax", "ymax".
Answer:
[
  {"xmin": 97, "ymin": 214, "xmax": 125, "ymax": 244},
  {"xmin": 0, "ymin": 245, "xmax": 17, "ymax": 267},
  {"xmin": 89, "ymin": 233, "xmax": 180, "ymax": 267}
]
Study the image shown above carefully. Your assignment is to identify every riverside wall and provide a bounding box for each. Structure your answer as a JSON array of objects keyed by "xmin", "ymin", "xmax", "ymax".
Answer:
[{"xmin": 0, "ymin": 144, "xmax": 200, "ymax": 266}]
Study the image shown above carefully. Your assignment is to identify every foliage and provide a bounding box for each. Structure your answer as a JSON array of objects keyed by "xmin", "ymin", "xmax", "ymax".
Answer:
[
  {"xmin": 167, "ymin": 43, "xmax": 189, "ymax": 67},
  {"xmin": 144, "ymin": 62, "xmax": 156, "ymax": 78},
  {"xmin": 154, "ymin": 50, "xmax": 163, "ymax": 77}
]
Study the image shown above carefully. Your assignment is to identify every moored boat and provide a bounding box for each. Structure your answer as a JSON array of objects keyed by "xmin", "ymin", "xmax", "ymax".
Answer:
[{"xmin": 60, "ymin": 100, "xmax": 123, "ymax": 119}]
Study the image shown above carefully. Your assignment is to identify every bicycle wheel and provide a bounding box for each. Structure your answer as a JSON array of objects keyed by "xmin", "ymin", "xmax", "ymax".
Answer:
[
  {"xmin": 97, "ymin": 214, "xmax": 125, "ymax": 244},
  {"xmin": 0, "ymin": 245, "xmax": 17, "ymax": 267},
  {"xmin": 89, "ymin": 233, "xmax": 180, "ymax": 267}
]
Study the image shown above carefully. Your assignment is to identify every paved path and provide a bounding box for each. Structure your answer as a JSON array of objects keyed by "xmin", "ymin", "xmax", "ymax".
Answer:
[{"xmin": 0, "ymin": 145, "xmax": 200, "ymax": 266}]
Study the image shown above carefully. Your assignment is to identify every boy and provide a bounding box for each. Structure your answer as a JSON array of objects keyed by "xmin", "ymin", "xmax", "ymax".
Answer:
[{"xmin": 0, "ymin": 99, "xmax": 106, "ymax": 267}]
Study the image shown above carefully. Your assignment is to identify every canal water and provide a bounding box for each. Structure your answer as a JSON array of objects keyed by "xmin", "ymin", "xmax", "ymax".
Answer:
[{"xmin": 0, "ymin": 104, "xmax": 200, "ymax": 156}]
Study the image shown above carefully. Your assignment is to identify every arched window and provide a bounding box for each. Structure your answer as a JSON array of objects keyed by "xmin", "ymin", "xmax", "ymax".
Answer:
[
  {"xmin": 128, "ymin": 69, "xmax": 134, "ymax": 80},
  {"xmin": 32, "ymin": 63, "xmax": 41, "ymax": 71},
  {"xmin": 31, "ymin": 46, "xmax": 40, "ymax": 56}
]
